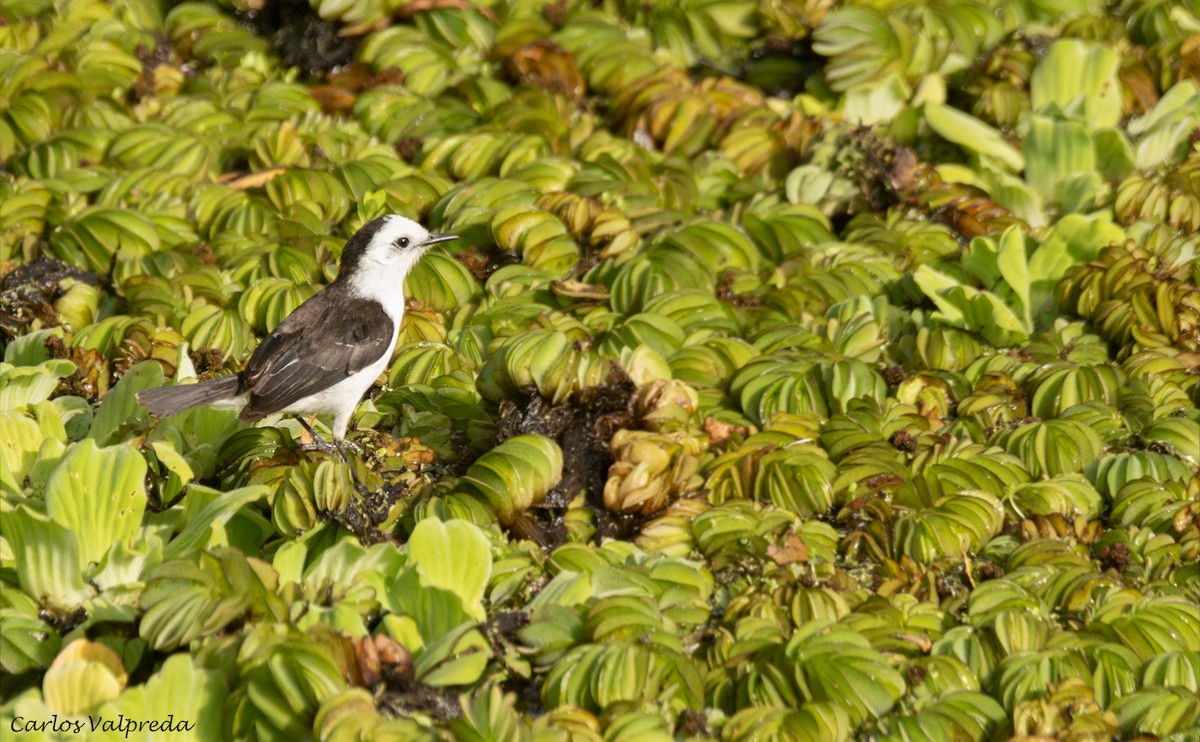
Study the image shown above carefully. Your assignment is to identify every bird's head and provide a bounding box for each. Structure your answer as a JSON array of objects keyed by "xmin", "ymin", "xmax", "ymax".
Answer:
[{"xmin": 337, "ymin": 214, "xmax": 457, "ymax": 284}]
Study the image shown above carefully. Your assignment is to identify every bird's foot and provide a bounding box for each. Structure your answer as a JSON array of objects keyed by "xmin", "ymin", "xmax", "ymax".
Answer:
[
  {"xmin": 294, "ymin": 416, "xmax": 345, "ymax": 460},
  {"xmin": 293, "ymin": 417, "xmax": 371, "ymax": 493}
]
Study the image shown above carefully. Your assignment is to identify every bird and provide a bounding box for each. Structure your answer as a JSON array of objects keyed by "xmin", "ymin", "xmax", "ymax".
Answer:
[{"xmin": 138, "ymin": 214, "xmax": 456, "ymax": 467}]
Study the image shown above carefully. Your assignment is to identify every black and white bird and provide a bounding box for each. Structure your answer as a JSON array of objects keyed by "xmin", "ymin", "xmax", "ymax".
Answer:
[{"xmin": 138, "ymin": 214, "xmax": 455, "ymax": 459}]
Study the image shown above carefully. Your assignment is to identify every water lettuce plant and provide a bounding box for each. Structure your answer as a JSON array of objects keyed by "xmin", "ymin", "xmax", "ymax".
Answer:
[{"xmin": 1, "ymin": 0, "xmax": 1199, "ymax": 740}]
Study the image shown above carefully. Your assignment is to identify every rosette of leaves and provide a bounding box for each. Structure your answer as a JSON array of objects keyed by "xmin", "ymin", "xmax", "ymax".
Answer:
[
  {"xmin": 1004, "ymin": 474, "xmax": 1104, "ymax": 521},
  {"xmin": 706, "ymin": 431, "xmax": 836, "ymax": 517},
  {"xmin": 1113, "ymin": 686, "xmax": 1200, "ymax": 738},
  {"xmin": 604, "ymin": 246, "xmax": 716, "ymax": 316},
  {"xmin": 419, "ymin": 130, "xmax": 552, "ymax": 184},
  {"xmin": 608, "ymin": 0, "xmax": 757, "ymax": 69},
  {"xmin": 0, "ymin": 176, "xmax": 52, "ymax": 260},
  {"xmin": 991, "ymin": 418, "xmax": 1105, "ymax": 480},
  {"xmin": 641, "ymin": 289, "xmax": 739, "ymax": 338},
  {"xmin": 1056, "ymin": 228, "xmax": 1200, "ymax": 356},
  {"xmin": 164, "ymin": 2, "xmax": 271, "ymax": 65},
  {"xmin": 453, "ymin": 434, "xmax": 562, "ymax": 526},
  {"xmin": 353, "ymin": 87, "xmax": 465, "ymax": 153},
  {"xmin": 357, "ymin": 26, "xmax": 461, "ymax": 97},
  {"xmin": 536, "ymin": 191, "xmax": 640, "ymax": 260},
  {"xmin": 1114, "ymin": 82, "xmax": 1200, "ymax": 231},
  {"xmin": 814, "ymin": 1, "xmax": 1006, "ymax": 95},
  {"xmin": 490, "ymin": 204, "xmax": 579, "ymax": 277},
  {"xmin": 551, "ymin": 15, "xmax": 661, "ymax": 94},
  {"xmin": 719, "ymin": 621, "xmax": 906, "ymax": 725},
  {"xmin": 269, "ymin": 458, "xmax": 363, "ymax": 535},
  {"xmin": 635, "ymin": 496, "xmax": 708, "ymax": 557},
  {"xmin": 2, "ymin": 436, "xmax": 156, "ymax": 609},
  {"xmin": 425, "ymin": 177, "xmax": 540, "ymax": 250},
  {"xmin": 596, "ymin": 312, "xmax": 687, "ymax": 360},
  {"xmin": 914, "ymin": 218, "xmax": 1125, "ymax": 348},
  {"xmin": 264, "ymin": 167, "xmax": 353, "ymax": 226},
  {"xmin": 728, "ymin": 351, "xmax": 828, "ymax": 425},
  {"xmin": 766, "ymin": 242, "xmax": 901, "ymax": 318},
  {"xmin": 893, "ymin": 489, "xmax": 1004, "ymax": 563},
  {"xmin": 475, "ymin": 329, "xmax": 613, "ymax": 406},
  {"xmin": 820, "ymin": 398, "xmax": 932, "ymax": 462},
  {"xmin": 926, "ymin": 38, "xmax": 1141, "ymax": 226},
  {"xmin": 603, "ymin": 429, "xmax": 706, "ymax": 516},
  {"xmin": 631, "ymin": 378, "xmax": 700, "ymax": 433},
  {"xmin": 1093, "ymin": 449, "xmax": 1193, "ymax": 499},
  {"xmin": 836, "ymin": 594, "xmax": 953, "ymax": 658},
  {"xmin": 668, "ymin": 336, "xmax": 759, "ymax": 391},
  {"xmin": 539, "ymin": 639, "xmax": 702, "ymax": 716},
  {"xmin": 1089, "ymin": 591, "xmax": 1200, "ymax": 662},
  {"xmin": 879, "ymin": 690, "xmax": 1008, "ymax": 742},
  {"xmin": 1022, "ymin": 360, "xmax": 1123, "ymax": 419},
  {"xmin": 387, "ymin": 342, "xmax": 466, "ymax": 389},
  {"xmin": 1109, "ymin": 477, "xmax": 1199, "ymax": 532},
  {"xmin": 690, "ymin": 500, "xmax": 797, "ymax": 570},
  {"xmin": 721, "ymin": 704, "xmax": 854, "ymax": 742},
  {"xmin": 236, "ymin": 277, "xmax": 317, "ymax": 335},
  {"xmin": 223, "ymin": 626, "xmax": 348, "ymax": 740}
]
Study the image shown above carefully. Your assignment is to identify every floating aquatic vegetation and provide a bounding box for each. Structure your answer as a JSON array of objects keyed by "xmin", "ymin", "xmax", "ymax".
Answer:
[{"xmin": 2, "ymin": 0, "xmax": 1200, "ymax": 738}]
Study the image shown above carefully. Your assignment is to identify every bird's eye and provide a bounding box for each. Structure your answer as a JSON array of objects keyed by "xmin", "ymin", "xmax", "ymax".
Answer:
[{"xmin": 397, "ymin": 237, "xmax": 410, "ymax": 248}]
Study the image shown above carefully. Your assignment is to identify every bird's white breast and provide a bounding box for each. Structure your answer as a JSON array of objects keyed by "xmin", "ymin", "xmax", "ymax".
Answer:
[{"xmin": 278, "ymin": 307, "xmax": 402, "ymax": 437}]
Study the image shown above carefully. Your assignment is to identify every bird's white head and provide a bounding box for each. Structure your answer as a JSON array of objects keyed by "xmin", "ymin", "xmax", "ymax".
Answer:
[{"xmin": 337, "ymin": 214, "xmax": 456, "ymax": 318}]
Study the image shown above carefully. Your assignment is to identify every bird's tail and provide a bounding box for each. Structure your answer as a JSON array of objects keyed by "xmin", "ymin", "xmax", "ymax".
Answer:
[{"xmin": 137, "ymin": 375, "xmax": 241, "ymax": 417}]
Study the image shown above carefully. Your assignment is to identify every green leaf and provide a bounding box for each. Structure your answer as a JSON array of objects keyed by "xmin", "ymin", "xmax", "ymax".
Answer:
[
  {"xmin": 994, "ymin": 226, "xmax": 1032, "ymax": 329},
  {"xmin": 912, "ymin": 265, "xmax": 1030, "ymax": 347},
  {"xmin": 526, "ymin": 571, "xmax": 594, "ymax": 610},
  {"xmin": 0, "ymin": 411, "xmax": 44, "ymax": 494},
  {"xmin": 925, "ymin": 102, "xmax": 1024, "ymax": 172},
  {"xmin": 912, "ymin": 265, "xmax": 967, "ymax": 325},
  {"xmin": 0, "ymin": 505, "xmax": 92, "ymax": 607},
  {"xmin": 971, "ymin": 291, "xmax": 1029, "ymax": 346},
  {"xmin": 962, "ymin": 235, "xmax": 1003, "ymax": 290},
  {"xmin": 1027, "ymin": 212, "xmax": 1125, "ymax": 320},
  {"xmin": 89, "ymin": 360, "xmax": 163, "ymax": 446},
  {"xmin": 305, "ymin": 538, "xmax": 405, "ymax": 590},
  {"xmin": 843, "ymin": 74, "xmax": 911, "ymax": 125},
  {"xmin": 1030, "ymin": 39, "xmax": 1121, "ymax": 128},
  {"xmin": 93, "ymin": 654, "xmax": 227, "ymax": 742},
  {"xmin": 1130, "ymin": 81, "xmax": 1200, "ymax": 169},
  {"xmin": 1093, "ymin": 128, "xmax": 1136, "ymax": 181},
  {"xmin": 0, "ymin": 607, "xmax": 62, "ymax": 674},
  {"xmin": 44, "ymin": 439, "xmax": 148, "ymax": 570},
  {"xmin": 406, "ymin": 518, "xmax": 492, "ymax": 622},
  {"xmin": 0, "ymin": 360, "xmax": 75, "ymax": 411},
  {"xmin": 1023, "ymin": 114, "xmax": 1101, "ymax": 213},
  {"xmin": 148, "ymin": 440, "xmax": 195, "ymax": 505},
  {"xmin": 162, "ymin": 484, "xmax": 268, "ymax": 561},
  {"xmin": 976, "ymin": 165, "xmax": 1046, "ymax": 226},
  {"xmin": 413, "ymin": 621, "xmax": 490, "ymax": 687},
  {"xmin": 2, "ymin": 328, "xmax": 63, "ymax": 366},
  {"xmin": 149, "ymin": 405, "xmax": 243, "ymax": 481}
]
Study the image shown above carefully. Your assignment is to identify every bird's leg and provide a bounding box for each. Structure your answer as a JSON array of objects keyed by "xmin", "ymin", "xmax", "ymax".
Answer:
[
  {"xmin": 297, "ymin": 414, "xmax": 318, "ymax": 445},
  {"xmin": 295, "ymin": 417, "xmax": 371, "ymax": 493},
  {"xmin": 294, "ymin": 415, "xmax": 343, "ymax": 459},
  {"xmin": 335, "ymin": 439, "xmax": 371, "ymax": 495}
]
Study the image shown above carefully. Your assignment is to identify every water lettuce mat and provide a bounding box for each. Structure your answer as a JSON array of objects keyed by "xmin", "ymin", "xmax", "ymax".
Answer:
[{"xmin": 1, "ymin": 0, "xmax": 1199, "ymax": 740}]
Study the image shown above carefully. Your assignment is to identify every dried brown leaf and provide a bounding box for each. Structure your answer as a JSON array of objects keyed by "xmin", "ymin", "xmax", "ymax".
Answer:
[
  {"xmin": 767, "ymin": 534, "xmax": 809, "ymax": 566},
  {"xmin": 227, "ymin": 167, "xmax": 287, "ymax": 190}
]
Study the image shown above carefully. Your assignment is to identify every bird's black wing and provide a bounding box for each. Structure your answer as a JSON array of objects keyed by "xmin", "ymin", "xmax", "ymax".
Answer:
[{"xmin": 238, "ymin": 288, "xmax": 394, "ymax": 420}]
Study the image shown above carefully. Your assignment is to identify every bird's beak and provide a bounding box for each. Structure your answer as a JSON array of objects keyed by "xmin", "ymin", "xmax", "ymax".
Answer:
[{"xmin": 422, "ymin": 233, "xmax": 458, "ymax": 246}]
